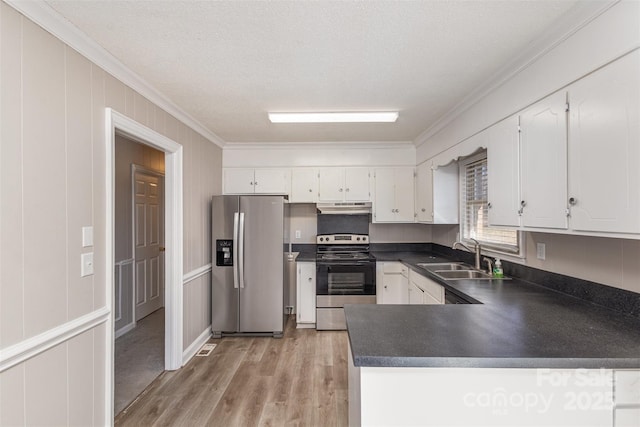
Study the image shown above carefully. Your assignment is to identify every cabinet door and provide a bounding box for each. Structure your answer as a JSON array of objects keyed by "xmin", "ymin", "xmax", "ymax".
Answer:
[
  {"xmin": 382, "ymin": 273, "xmax": 408, "ymax": 304},
  {"xmin": 416, "ymin": 162, "xmax": 434, "ymax": 223},
  {"xmin": 394, "ymin": 167, "xmax": 415, "ymax": 222},
  {"xmin": 291, "ymin": 168, "xmax": 318, "ymax": 203},
  {"xmin": 520, "ymin": 91, "xmax": 568, "ymax": 229},
  {"xmin": 432, "ymin": 163, "xmax": 459, "ymax": 224},
  {"xmin": 296, "ymin": 263, "xmax": 316, "ymax": 324},
  {"xmin": 344, "ymin": 168, "xmax": 371, "ymax": 201},
  {"xmin": 373, "ymin": 168, "xmax": 396, "ymax": 222},
  {"xmin": 408, "ymin": 281, "xmax": 424, "ymax": 305},
  {"xmin": 318, "ymin": 168, "xmax": 344, "ymax": 201},
  {"xmin": 487, "ymin": 116, "xmax": 521, "ymax": 227},
  {"xmin": 568, "ymin": 51, "xmax": 640, "ymax": 233},
  {"xmin": 254, "ymin": 169, "xmax": 290, "ymax": 194},
  {"xmin": 224, "ymin": 169, "xmax": 255, "ymax": 194}
]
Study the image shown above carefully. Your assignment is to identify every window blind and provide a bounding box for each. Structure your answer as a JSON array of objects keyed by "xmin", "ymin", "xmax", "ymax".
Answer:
[{"xmin": 462, "ymin": 158, "xmax": 518, "ymax": 250}]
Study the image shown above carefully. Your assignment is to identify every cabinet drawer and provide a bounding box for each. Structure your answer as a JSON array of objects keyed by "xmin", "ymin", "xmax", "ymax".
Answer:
[
  {"xmin": 383, "ymin": 262, "xmax": 405, "ymax": 274},
  {"xmin": 409, "ymin": 270, "xmax": 444, "ymax": 304}
]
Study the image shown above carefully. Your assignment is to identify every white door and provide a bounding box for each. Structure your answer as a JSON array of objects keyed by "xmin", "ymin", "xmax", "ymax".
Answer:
[
  {"xmin": 296, "ymin": 262, "xmax": 316, "ymax": 324},
  {"xmin": 291, "ymin": 168, "xmax": 318, "ymax": 203},
  {"xmin": 394, "ymin": 168, "xmax": 415, "ymax": 222},
  {"xmin": 568, "ymin": 51, "xmax": 640, "ymax": 233},
  {"xmin": 344, "ymin": 168, "xmax": 370, "ymax": 201},
  {"xmin": 416, "ymin": 162, "xmax": 434, "ymax": 223},
  {"xmin": 318, "ymin": 168, "xmax": 345, "ymax": 201},
  {"xmin": 223, "ymin": 168, "xmax": 255, "ymax": 194},
  {"xmin": 408, "ymin": 281, "xmax": 424, "ymax": 305},
  {"xmin": 520, "ymin": 91, "xmax": 568, "ymax": 229},
  {"xmin": 134, "ymin": 170, "xmax": 164, "ymax": 320},
  {"xmin": 487, "ymin": 115, "xmax": 521, "ymax": 227},
  {"xmin": 254, "ymin": 168, "xmax": 290, "ymax": 194},
  {"xmin": 374, "ymin": 168, "xmax": 396, "ymax": 222}
]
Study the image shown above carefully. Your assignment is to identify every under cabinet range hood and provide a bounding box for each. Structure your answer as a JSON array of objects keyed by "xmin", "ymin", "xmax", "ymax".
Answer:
[{"xmin": 316, "ymin": 202, "xmax": 372, "ymax": 214}]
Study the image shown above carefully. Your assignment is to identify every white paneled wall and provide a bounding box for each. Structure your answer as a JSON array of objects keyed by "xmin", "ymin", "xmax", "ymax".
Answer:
[{"xmin": 0, "ymin": 2, "xmax": 222, "ymax": 424}]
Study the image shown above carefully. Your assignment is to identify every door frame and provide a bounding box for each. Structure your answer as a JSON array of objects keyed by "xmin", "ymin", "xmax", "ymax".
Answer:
[
  {"xmin": 105, "ymin": 108, "xmax": 183, "ymax": 421},
  {"xmin": 131, "ymin": 165, "xmax": 166, "ymax": 322}
]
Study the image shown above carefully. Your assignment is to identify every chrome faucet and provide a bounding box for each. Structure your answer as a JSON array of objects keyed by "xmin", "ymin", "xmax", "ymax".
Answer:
[
  {"xmin": 452, "ymin": 238, "xmax": 482, "ymax": 270},
  {"xmin": 483, "ymin": 257, "xmax": 493, "ymax": 275}
]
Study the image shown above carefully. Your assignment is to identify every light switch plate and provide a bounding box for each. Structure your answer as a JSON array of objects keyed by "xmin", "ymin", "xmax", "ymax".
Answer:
[
  {"xmin": 82, "ymin": 226, "xmax": 93, "ymax": 247},
  {"xmin": 295, "ymin": 230, "xmax": 301, "ymax": 239},
  {"xmin": 536, "ymin": 243, "xmax": 546, "ymax": 260},
  {"xmin": 81, "ymin": 252, "xmax": 94, "ymax": 277}
]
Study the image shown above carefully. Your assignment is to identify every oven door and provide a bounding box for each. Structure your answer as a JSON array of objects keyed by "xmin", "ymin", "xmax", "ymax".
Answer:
[{"xmin": 316, "ymin": 261, "xmax": 376, "ymax": 296}]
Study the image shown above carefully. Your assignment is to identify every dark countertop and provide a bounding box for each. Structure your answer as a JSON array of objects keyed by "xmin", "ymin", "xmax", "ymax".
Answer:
[
  {"xmin": 293, "ymin": 252, "xmax": 317, "ymax": 262},
  {"xmin": 345, "ymin": 251, "xmax": 640, "ymax": 369}
]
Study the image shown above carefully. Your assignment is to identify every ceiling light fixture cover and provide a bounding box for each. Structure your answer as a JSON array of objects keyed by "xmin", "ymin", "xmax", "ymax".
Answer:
[{"xmin": 268, "ymin": 112, "xmax": 399, "ymax": 123}]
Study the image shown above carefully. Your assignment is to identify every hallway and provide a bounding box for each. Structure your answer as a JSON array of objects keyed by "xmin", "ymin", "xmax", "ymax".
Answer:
[{"xmin": 115, "ymin": 308, "xmax": 165, "ymax": 415}]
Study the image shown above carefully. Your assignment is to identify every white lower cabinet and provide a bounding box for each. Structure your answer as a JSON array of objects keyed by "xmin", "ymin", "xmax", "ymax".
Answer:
[
  {"xmin": 377, "ymin": 262, "xmax": 409, "ymax": 304},
  {"xmin": 408, "ymin": 281, "xmax": 424, "ymax": 305},
  {"xmin": 296, "ymin": 262, "xmax": 316, "ymax": 327},
  {"xmin": 409, "ymin": 269, "xmax": 444, "ymax": 305}
]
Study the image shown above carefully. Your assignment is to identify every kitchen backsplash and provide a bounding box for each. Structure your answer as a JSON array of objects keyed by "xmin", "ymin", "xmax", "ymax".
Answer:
[
  {"xmin": 288, "ymin": 203, "xmax": 433, "ymax": 244},
  {"xmin": 431, "ymin": 224, "xmax": 640, "ymax": 296}
]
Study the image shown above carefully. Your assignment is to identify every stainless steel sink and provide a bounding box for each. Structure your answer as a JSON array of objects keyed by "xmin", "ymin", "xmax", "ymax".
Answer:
[
  {"xmin": 417, "ymin": 262, "xmax": 469, "ymax": 271},
  {"xmin": 433, "ymin": 270, "xmax": 499, "ymax": 280},
  {"xmin": 417, "ymin": 262, "xmax": 509, "ymax": 280}
]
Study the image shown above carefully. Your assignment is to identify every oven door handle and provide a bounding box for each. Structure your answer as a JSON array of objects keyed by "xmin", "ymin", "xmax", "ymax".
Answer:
[{"xmin": 316, "ymin": 261, "xmax": 373, "ymax": 266}]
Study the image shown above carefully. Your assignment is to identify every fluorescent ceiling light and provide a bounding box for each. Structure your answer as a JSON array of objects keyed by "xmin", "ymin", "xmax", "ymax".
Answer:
[{"xmin": 268, "ymin": 112, "xmax": 399, "ymax": 123}]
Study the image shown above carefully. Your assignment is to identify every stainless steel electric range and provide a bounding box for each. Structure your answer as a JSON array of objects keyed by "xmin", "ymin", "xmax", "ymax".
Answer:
[{"xmin": 315, "ymin": 234, "xmax": 376, "ymax": 330}]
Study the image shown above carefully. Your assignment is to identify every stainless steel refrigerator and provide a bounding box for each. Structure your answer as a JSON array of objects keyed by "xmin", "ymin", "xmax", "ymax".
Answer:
[{"xmin": 211, "ymin": 195, "xmax": 285, "ymax": 337}]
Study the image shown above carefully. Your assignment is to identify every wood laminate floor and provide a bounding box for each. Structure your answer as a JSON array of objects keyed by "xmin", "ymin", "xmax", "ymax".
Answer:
[{"xmin": 115, "ymin": 316, "xmax": 349, "ymax": 426}]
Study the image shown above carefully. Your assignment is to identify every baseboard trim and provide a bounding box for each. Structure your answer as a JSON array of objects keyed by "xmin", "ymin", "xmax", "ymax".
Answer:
[
  {"xmin": 183, "ymin": 263, "xmax": 212, "ymax": 285},
  {"xmin": 114, "ymin": 321, "xmax": 136, "ymax": 339},
  {"xmin": 0, "ymin": 307, "xmax": 110, "ymax": 373},
  {"xmin": 182, "ymin": 327, "xmax": 212, "ymax": 366}
]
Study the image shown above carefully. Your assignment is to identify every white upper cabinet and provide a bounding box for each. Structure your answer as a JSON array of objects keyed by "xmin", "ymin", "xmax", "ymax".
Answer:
[
  {"xmin": 344, "ymin": 168, "xmax": 371, "ymax": 201},
  {"xmin": 223, "ymin": 168, "xmax": 290, "ymax": 195},
  {"xmin": 290, "ymin": 168, "xmax": 318, "ymax": 203},
  {"xmin": 567, "ymin": 50, "xmax": 640, "ymax": 234},
  {"xmin": 519, "ymin": 91, "xmax": 568, "ymax": 229},
  {"xmin": 224, "ymin": 168, "xmax": 255, "ymax": 194},
  {"xmin": 432, "ymin": 163, "xmax": 459, "ymax": 224},
  {"xmin": 318, "ymin": 167, "xmax": 371, "ymax": 202},
  {"xmin": 487, "ymin": 115, "xmax": 521, "ymax": 227},
  {"xmin": 373, "ymin": 167, "xmax": 415, "ymax": 223},
  {"xmin": 415, "ymin": 161, "xmax": 434, "ymax": 223}
]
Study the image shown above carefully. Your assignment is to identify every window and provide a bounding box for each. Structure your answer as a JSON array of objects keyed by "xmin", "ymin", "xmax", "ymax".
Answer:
[{"xmin": 460, "ymin": 153, "xmax": 520, "ymax": 255}]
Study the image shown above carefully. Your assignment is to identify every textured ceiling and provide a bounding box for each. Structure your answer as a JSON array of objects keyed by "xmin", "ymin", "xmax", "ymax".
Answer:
[{"xmin": 46, "ymin": 0, "xmax": 579, "ymax": 143}]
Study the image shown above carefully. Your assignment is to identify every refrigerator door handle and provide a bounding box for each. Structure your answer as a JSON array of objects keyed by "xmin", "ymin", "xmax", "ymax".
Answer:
[
  {"xmin": 233, "ymin": 212, "xmax": 239, "ymax": 289},
  {"xmin": 238, "ymin": 212, "xmax": 245, "ymax": 288}
]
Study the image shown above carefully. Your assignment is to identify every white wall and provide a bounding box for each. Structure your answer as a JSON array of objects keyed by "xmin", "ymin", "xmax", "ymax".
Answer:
[
  {"xmin": 0, "ymin": 2, "xmax": 221, "ymax": 424},
  {"xmin": 224, "ymin": 142, "xmax": 416, "ymax": 168},
  {"xmin": 424, "ymin": 1, "xmax": 640, "ymax": 294}
]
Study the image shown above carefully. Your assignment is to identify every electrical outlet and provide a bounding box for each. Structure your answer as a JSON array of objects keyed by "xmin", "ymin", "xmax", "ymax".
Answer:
[
  {"xmin": 536, "ymin": 243, "xmax": 546, "ymax": 260},
  {"xmin": 295, "ymin": 230, "xmax": 301, "ymax": 239},
  {"xmin": 81, "ymin": 252, "xmax": 94, "ymax": 277}
]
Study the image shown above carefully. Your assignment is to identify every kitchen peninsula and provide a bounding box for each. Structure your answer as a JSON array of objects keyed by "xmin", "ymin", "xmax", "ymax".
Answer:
[{"xmin": 346, "ymin": 252, "xmax": 640, "ymax": 426}]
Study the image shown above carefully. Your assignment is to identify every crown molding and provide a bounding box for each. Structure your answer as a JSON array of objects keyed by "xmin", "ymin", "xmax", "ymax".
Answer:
[
  {"xmin": 223, "ymin": 141, "xmax": 415, "ymax": 150},
  {"xmin": 414, "ymin": 0, "xmax": 618, "ymax": 147},
  {"xmin": 5, "ymin": 0, "xmax": 226, "ymax": 148}
]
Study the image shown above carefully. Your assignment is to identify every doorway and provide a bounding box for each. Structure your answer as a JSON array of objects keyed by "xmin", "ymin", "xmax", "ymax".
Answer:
[
  {"xmin": 106, "ymin": 108, "xmax": 184, "ymax": 422},
  {"xmin": 113, "ymin": 136, "xmax": 165, "ymax": 415}
]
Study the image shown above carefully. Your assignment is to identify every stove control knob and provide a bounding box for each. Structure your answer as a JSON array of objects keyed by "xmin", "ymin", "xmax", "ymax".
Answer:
[
  {"xmin": 363, "ymin": 236, "xmax": 367, "ymax": 241},
  {"xmin": 356, "ymin": 237, "xmax": 361, "ymax": 241},
  {"xmin": 319, "ymin": 237, "xmax": 324, "ymax": 242}
]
